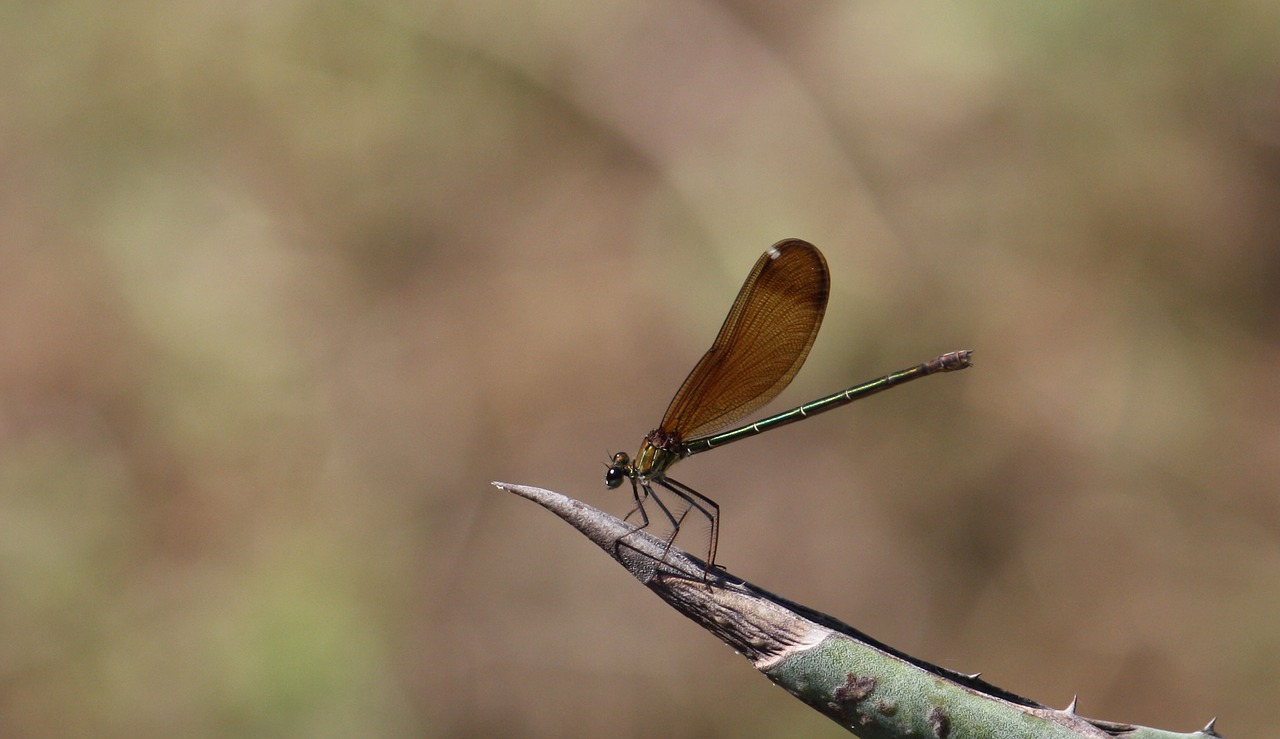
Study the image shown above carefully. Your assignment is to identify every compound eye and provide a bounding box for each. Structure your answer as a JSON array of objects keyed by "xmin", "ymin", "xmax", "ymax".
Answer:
[{"xmin": 604, "ymin": 465, "xmax": 624, "ymax": 489}]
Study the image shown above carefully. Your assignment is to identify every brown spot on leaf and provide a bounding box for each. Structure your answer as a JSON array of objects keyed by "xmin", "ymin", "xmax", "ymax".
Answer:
[
  {"xmin": 928, "ymin": 706, "xmax": 951, "ymax": 738},
  {"xmin": 834, "ymin": 673, "xmax": 877, "ymax": 704}
]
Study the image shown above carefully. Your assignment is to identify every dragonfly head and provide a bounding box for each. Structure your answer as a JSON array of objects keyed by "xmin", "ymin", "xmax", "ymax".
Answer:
[{"xmin": 604, "ymin": 452, "xmax": 631, "ymax": 489}]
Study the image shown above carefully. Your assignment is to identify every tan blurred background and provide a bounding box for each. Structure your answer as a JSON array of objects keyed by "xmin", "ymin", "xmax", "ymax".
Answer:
[{"xmin": 3, "ymin": 1, "xmax": 1279, "ymax": 737}]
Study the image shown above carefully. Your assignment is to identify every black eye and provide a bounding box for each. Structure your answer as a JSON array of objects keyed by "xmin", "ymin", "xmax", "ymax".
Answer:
[{"xmin": 604, "ymin": 465, "xmax": 624, "ymax": 489}]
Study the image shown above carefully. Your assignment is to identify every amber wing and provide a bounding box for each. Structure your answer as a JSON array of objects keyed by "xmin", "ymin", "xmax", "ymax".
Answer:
[{"xmin": 658, "ymin": 239, "xmax": 830, "ymax": 442}]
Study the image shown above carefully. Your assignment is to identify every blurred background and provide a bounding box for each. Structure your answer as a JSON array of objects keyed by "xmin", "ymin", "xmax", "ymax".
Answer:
[{"xmin": 3, "ymin": 1, "xmax": 1279, "ymax": 736}]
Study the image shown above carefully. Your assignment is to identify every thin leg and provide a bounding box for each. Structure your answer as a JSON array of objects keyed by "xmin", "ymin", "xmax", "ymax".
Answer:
[
  {"xmin": 622, "ymin": 479, "xmax": 650, "ymax": 525},
  {"xmin": 617, "ymin": 476, "xmax": 721, "ymax": 583},
  {"xmin": 617, "ymin": 477, "xmax": 682, "ymax": 554},
  {"xmin": 636, "ymin": 480, "xmax": 684, "ymax": 536},
  {"xmin": 658, "ymin": 477, "xmax": 720, "ymax": 576},
  {"xmin": 617, "ymin": 478, "xmax": 681, "ymax": 564},
  {"xmin": 625, "ymin": 476, "xmax": 722, "ymax": 584}
]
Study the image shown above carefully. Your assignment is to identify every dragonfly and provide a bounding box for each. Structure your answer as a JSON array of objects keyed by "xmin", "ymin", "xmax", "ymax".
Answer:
[{"xmin": 605, "ymin": 238, "xmax": 971, "ymax": 577}]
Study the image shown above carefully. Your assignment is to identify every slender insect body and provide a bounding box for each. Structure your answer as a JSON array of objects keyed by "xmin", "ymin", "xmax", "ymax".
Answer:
[{"xmin": 604, "ymin": 239, "xmax": 971, "ymax": 579}]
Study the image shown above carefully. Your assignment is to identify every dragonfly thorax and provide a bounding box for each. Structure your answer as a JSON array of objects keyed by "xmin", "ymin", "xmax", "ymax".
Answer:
[
  {"xmin": 634, "ymin": 430, "xmax": 683, "ymax": 478},
  {"xmin": 603, "ymin": 429, "xmax": 686, "ymax": 490}
]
